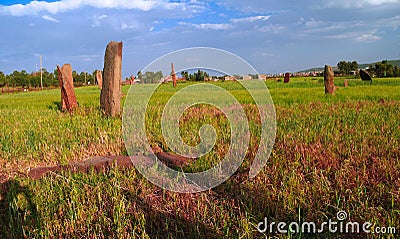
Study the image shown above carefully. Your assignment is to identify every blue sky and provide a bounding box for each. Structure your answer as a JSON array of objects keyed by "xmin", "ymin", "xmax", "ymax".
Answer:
[{"xmin": 0, "ymin": 0, "xmax": 399, "ymax": 77}]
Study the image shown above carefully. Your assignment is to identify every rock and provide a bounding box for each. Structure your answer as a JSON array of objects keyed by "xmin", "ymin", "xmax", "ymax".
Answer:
[
  {"xmin": 100, "ymin": 41, "xmax": 123, "ymax": 117},
  {"xmin": 324, "ymin": 65, "xmax": 335, "ymax": 95},
  {"xmin": 344, "ymin": 79, "xmax": 349, "ymax": 87},
  {"xmin": 57, "ymin": 64, "xmax": 78, "ymax": 111},
  {"xmin": 360, "ymin": 69, "xmax": 373, "ymax": 82},
  {"xmin": 27, "ymin": 156, "xmax": 149, "ymax": 180},
  {"xmin": 284, "ymin": 73, "xmax": 290, "ymax": 83},
  {"xmin": 96, "ymin": 70, "xmax": 103, "ymax": 89},
  {"xmin": 26, "ymin": 149, "xmax": 194, "ymax": 180},
  {"xmin": 171, "ymin": 63, "xmax": 177, "ymax": 88}
]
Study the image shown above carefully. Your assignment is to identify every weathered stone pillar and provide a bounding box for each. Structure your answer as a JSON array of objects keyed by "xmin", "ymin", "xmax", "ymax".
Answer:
[
  {"xmin": 96, "ymin": 70, "xmax": 103, "ymax": 89},
  {"xmin": 284, "ymin": 73, "xmax": 290, "ymax": 83},
  {"xmin": 171, "ymin": 63, "xmax": 177, "ymax": 88},
  {"xmin": 324, "ymin": 65, "xmax": 335, "ymax": 95},
  {"xmin": 344, "ymin": 79, "xmax": 349, "ymax": 87},
  {"xmin": 100, "ymin": 41, "xmax": 123, "ymax": 117},
  {"xmin": 57, "ymin": 64, "xmax": 78, "ymax": 111},
  {"xmin": 360, "ymin": 69, "xmax": 373, "ymax": 82}
]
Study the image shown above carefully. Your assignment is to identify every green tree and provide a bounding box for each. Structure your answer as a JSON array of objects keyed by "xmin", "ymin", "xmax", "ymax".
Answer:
[
  {"xmin": 0, "ymin": 71, "xmax": 5, "ymax": 86},
  {"xmin": 143, "ymin": 71, "xmax": 155, "ymax": 84},
  {"xmin": 137, "ymin": 71, "xmax": 143, "ymax": 81},
  {"xmin": 30, "ymin": 76, "xmax": 41, "ymax": 88},
  {"xmin": 367, "ymin": 64, "xmax": 375, "ymax": 76},
  {"xmin": 337, "ymin": 61, "xmax": 349, "ymax": 75},
  {"xmin": 10, "ymin": 70, "xmax": 30, "ymax": 87},
  {"xmin": 154, "ymin": 71, "xmax": 163, "ymax": 83},
  {"xmin": 350, "ymin": 61, "xmax": 359, "ymax": 72},
  {"xmin": 386, "ymin": 64, "xmax": 394, "ymax": 77},
  {"xmin": 337, "ymin": 60, "xmax": 358, "ymax": 75},
  {"xmin": 181, "ymin": 71, "xmax": 188, "ymax": 80},
  {"xmin": 375, "ymin": 61, "xmax": 386, "ymax": 77},
  {"xmin": 394, "ymin": 66, "xmax": 400, "ymax": 77}
]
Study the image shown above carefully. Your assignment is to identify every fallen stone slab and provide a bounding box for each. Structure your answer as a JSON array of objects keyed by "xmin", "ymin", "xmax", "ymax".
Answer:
[
  {"xmin": 27, "ymin": 150, "xmax": 194, "ymax": 180},
  {"xmin": 27, "ymin": 156, "xmax": 138, "ymax": 180}
]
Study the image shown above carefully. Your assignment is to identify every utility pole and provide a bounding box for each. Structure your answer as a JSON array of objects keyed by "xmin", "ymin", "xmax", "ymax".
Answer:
[{"xmin": 40, "ymin": 55, "xmax": 43, "ymax": 90}]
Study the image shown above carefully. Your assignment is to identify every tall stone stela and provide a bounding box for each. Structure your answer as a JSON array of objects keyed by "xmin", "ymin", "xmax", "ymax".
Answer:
[
  {"xmin": 171, "ymin": 63, "xmax": 177, "ymax": 88},
  {"xmin": 96, "ymin": 70, "xmax": 103, "ymax": 89},
  {"xmin": 100, "ymin": 41, "xmax": 123, "ymax": 117},
  {"xmin": 324, "ymin": 65, "xmax": 335, "ymax": 95},
  {"xmin": 284, "ymin": 73, "xmax": 290, "ymax": 83},
  {"xmin": 57, "ymin": 64, "xmax": 78, "ymax": 111}
]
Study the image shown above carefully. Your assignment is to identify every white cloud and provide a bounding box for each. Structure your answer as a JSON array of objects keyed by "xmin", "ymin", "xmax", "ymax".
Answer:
[
  {"xmin": 305, "ymin": 18, "xmax": 323, "ymax": 28},
  {"xmin": 387, "ymin": 15, "xmax": 400, "ymax": 29},
  {"xmin": 253, "ymin": 51, "xmax": 276, "ymax": 57},
  {"xmin": 231, "ymin": 15, "xmax": 270, "ymax": 23},
  {"xmin": 355, "ymin": 33, "xmax": 382, "ymax": 42},
  {"xmin": 42, "ymin": 15, "xmax": 60, "ymax": 22},
  {"xmin": 327, "ymin": 29, "xmax": 382, "ymax": 42},
  {"xmin": 120, "ymin": 22, "xmax": 135, "ymax": 30},
  {"xmin": 323, "ymin": 0, "xmax": 400, "ymax": 8},
  {"xmin": 302, "ymin": 18, "xmax": 347, "ymax": 33},
  {"xmin": 92, "ymin": 14, "xmax": 107, "ymax": 27},
  {"xmin": 1, "ymin": 0, "xmax": 184, "ymax": 16},
  {"xmin": 178, "ymin": 14, "xmax": 272, "ymax": 31},
  {"xmin": 255, "ymin": 24, "xmax": 285, "ymax": 34},
  {"xmin": 192, "ymin": 23, "xmax": 232, "ymax": 30}
]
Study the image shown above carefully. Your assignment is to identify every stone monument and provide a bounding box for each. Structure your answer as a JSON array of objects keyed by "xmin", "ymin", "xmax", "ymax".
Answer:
[
  {"xmin": 57, "ymin": 64, "xmax": 78, "ymax": 111},
  {"xmin": 171, "ymin": 63, "xmax": 177, "ymax": 88},
  {"xmin": 360, "ymin": 69, "xmax": 373, "ymax": 82},
  {"xmin": 96, "ymin": 70, "xmax": 103, "ymax": 89},
  {"xmin": 324, "ymin": 65, "xmax": 335, "ymax": 95},
  {"xmin": 100, "ymin": 41, "xmax": 123, "ymax": 117},
  {"xmin": 284, "ymin": 73, "xmax": 290, "ymax": 83}
]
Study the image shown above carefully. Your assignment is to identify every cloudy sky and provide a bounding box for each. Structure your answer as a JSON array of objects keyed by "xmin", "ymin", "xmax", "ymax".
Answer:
[{"xmin": 0, "ymin": 0, "xmax": 399, "ymax": 76}]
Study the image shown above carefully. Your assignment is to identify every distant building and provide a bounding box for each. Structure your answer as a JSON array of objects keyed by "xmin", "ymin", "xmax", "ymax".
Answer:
[
  {"xmin": 258, "ymin": 74, "xmax": 267, "ymax": 80},
  {"xmin": 224, "ymin": 76, "xmax": 236, "ymax": 81},
  {"xmin": 161, "ymin": 75, "xmax": 173, "ymax": 83},
  {"xmin": 161, "ymin": 76, "xmax": 186, "ymax": 83},
  {"xmin": 123, "ymin": 75, "xmax": 136, "ymax": 85},
  {"xmin": 242, "ymin": 75, "xmax": 252, "ymax": 80}
]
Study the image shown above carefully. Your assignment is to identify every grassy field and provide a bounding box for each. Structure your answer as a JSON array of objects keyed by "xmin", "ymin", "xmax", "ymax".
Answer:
[{"xmin": 0, "ymin": 77, "xmax": 399, "ymax": 238}]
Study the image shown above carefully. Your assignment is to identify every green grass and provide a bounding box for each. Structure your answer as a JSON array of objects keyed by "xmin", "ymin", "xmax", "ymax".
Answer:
[{"xmin": 0, "ymin": 77, "xmax": 399, "ymax": 238}]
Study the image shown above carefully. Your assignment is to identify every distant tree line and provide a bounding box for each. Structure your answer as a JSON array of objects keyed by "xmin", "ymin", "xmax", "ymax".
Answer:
[
  {"xmin": 180, "ymin": 70, "xmax": 210, "ymax": 81},
  {"xmin": 136, "ymin": 69, "xmax": 212, "ymax": 84},
  {"xmin": 0, "ymin": 69, "xmax": 97, "ymax": 88},
  {"xmin": 136, "ymin": 71, "xmax": 164, "ymax": 84},
  {"xmin": 367, "ymin": 60, "xmax": 400, "ymax": 77},
  {"xmin": 337, "ymin": 61, "xmax": 359, "ymax": 75},
  {"xmin": 337, "ymin": 60, "xmax": 400, "ymax": 77}
]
